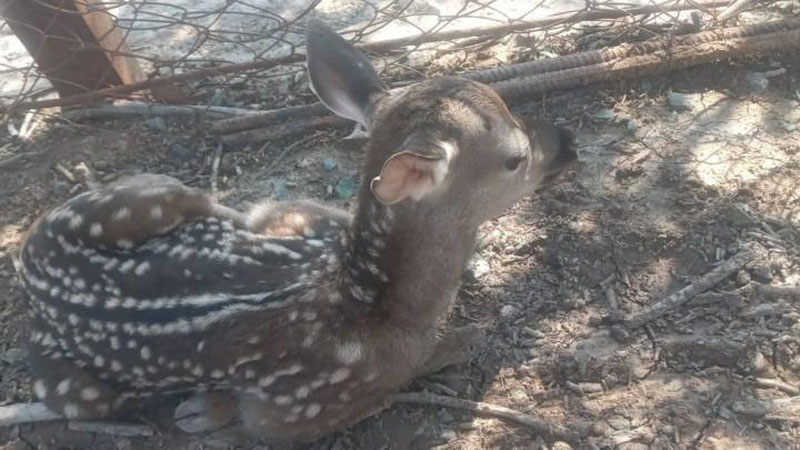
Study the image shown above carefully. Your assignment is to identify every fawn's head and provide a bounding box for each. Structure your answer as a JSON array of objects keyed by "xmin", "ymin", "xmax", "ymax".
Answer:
[{"xmin": 307, "ymin": 19, "xmax": 576, "ymax": 227}]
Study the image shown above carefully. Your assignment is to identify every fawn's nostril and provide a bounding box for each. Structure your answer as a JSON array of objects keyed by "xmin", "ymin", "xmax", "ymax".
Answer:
[{"xmin": 504, "ymin": 155, "xmax": 526, "ymax": 171}]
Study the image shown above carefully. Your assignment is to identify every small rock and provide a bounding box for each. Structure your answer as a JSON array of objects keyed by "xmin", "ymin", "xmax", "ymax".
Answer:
[
  {"xmin": 745, "ymin": 71, "xmax": 769, "ymax": 92},
  {"xmin": 1, "ymin": 348, "xmax": 28, "ymax": 364},
  {"xmin": 271, "ymin": 178, "xmax": 288, "ymax": 200},
  {"xmin": 666, "ymin": 91, "xmax": 691, "ymax": 112},
  {"xmin": 208, "ymin": 89, "xmax": 227, "ymax": 106},
  {"xmin": 322, "ymin": 158, "xmax": 337, "ymax": 171},
  {"xmin": 436, "ymin": 409, "xmax": 455, "ymax": 424},
  {"xmin": 335, "ymin": 177, "xmax": 356, "ymax": 199},
  {"xmin": 592, "ymin": 108, "xmax": 616, "ymax": 121},
  {"xmin": 624, "ymin": 119, "xmax": 638, "ymax": 133},
  {"xmin": 736, "ymin": 270, "xmax": 751, "ymax": 286},
  {"xmin": 500, "ymin": 304, "xmax": 517, "ymax": 318},
  {"xmin": 751, "ymin": 265, "xmax": 773, "ymax": 283},
  {"xmin": 168, "ymin": 142, "xmax": 192, "ymax": 160},
  {"xmin": 784, "ymin": 122, "xmax": 797, "ymax": 132},
  {"xmin": 467, "ymin": 257, "xmax": 490, "ymax": 278},
  {"xmin": 551, "ymin": 442, "xmax": 573, "ymax": 450},
  {"xmin": 439, "ymin": 429, "xmax": 456, "ymax": 441},
  {"xmin": 143, "ymin": 116, "xmax": 166, "ymax": 132},
  {"xmin": 724, "ymin": 203, "xmax": 757, "ymax": 227},
  {"xmin": 606, "ymin": 414, "xmax": 630, "ymax": 430},
  {"xmin": 609, "ymin": 325, "xmax": 631, "ymax": 342}
]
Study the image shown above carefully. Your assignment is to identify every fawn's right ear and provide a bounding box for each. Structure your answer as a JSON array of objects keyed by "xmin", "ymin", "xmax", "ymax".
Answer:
[{"xmin": 306, "ymin": 19, "xmax": 387, "ymax": 129}]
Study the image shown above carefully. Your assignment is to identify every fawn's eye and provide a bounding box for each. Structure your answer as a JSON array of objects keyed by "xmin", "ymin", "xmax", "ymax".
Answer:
[{"xmin": 504, "ymin": 155, "xmax": 526, "ymax": 171}]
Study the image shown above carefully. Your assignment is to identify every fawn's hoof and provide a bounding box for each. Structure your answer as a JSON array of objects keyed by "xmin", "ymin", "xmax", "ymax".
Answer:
[{"xmin": 174, "ymin": 392, "xmax": 236, "ymax": 434}]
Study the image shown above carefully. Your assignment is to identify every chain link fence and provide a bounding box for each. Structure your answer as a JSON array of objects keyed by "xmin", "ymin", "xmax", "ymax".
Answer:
[{"xmin": 0, "ymin": 0, "xmax": 794, "ymax": 118}]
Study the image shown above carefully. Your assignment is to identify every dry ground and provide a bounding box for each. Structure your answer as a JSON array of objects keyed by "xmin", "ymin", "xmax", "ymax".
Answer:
[{"xmin": 0, "ymin": 50, "xmax": 798, "ymax": 449}]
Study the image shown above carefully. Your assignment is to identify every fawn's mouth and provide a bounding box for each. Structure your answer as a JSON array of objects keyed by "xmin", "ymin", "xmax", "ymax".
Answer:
[{"xmin": 535, "ymin": 161, "xmax": 578, "ymax": 192}]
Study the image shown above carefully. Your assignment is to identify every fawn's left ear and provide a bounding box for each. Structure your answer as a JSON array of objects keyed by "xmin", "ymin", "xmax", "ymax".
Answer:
[
  {"xmin": 370, "ymin": 139, "xmax": 456, "ymax": 205},
  {"xmin": 306, "ymin": 18, "xmax": 387, "ymax": 129}
]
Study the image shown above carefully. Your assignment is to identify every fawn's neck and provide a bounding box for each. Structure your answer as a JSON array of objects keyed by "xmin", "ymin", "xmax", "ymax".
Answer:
[{"xmin": 339, "ymin": 196, "xmax": 477, "ymax": 329}]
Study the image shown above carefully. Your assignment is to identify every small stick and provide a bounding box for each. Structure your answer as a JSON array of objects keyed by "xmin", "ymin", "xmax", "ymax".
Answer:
[
  {"xmin": 621, "ymin": 250, "xmax": 754, "ymax": 328},
  {"xmin": 53, "ymin": 163, "xmax": 77, "ymax": 183},
  {"xmin": 732, "ymin": 396, "xmax": 800, "ymax": 417},
  {"xmin": 759, "ymin": 285, "xmax": 800, "ymax": 301},
  {"xmin": 0, "ymin": 403, "xmax": 154, "ymax": 437},
  {"xmin": 68, "ymin": 421, "xmax": 154, "ymax": 437},
  {"xmin": 210, "ymin": 143, "xmax": 223, "ymax": 196},
  {"xmin": 0, "ymin": 402, "xmax": 61, "ymax": 426},
  {"xmin": 64, "ymin": 103, "xmax": 260, "ymax": 122},
  {"xmin": 391, "ymin": 392, "xmax": 593, "ymax": 444},
  {"xmin": 717, "ymin": 0, "xmax": 756, "ymax": 21},
  {"xmin": 753, "ymin": 378, "xmax": 800, "ymax": 396}
]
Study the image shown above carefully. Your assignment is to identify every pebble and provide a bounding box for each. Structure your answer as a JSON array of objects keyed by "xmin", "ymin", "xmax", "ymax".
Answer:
[
  {"xmin": 467, "ymin": 257, "xmax": 490, "ymax": 278},
  {"xmin": 736, "ymin": 270, "xmax": 751, "ymax": 286},
  {"xmin": 143, "ymin": 117, "xmax": 166, "ymax": 132},
  {"xmin": 271, "ymin": 178, "xmax": 288, "ymax": 200},
  {"xmin": 1, "ymin": 348, "xmax": 27, "ymax": 364},
  {"xmin": 592, "ymin": 108, "xmax": 616, "ymax": 121},
  {"xmin": 666, "ymin": 91, "xmax": 692, "ymax": 112},
  {"xmin": 335, "ymin": 177, "xmax": 356, "ymax": 199},
  {"xmin": 322, "ymin": 158, "xmax": 337, "ymax": 171},
  {"xmin": 745, "ymin": 71, "xmax": 769, "ymax": 92},
  {"xmin": 500, "ymin": 304, "xmax": 517, "ymax": 318}
]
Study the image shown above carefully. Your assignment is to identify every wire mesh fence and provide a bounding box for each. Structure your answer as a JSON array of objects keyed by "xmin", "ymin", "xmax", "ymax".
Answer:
[{"xmin": 0, "ymin": 0, "xmax": 794, "ymax": 116}]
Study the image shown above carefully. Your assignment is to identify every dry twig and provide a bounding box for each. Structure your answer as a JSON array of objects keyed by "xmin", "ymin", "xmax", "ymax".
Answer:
[
  {"xmin": 391, "ymin": 392, "xmax": 594, "ymax": 444},
  {"xmin": 621, "ymin": 249, "xmax": 754, "ymax": 328}
]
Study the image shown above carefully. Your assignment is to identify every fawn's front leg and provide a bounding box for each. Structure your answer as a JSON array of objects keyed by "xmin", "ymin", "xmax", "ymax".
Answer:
[
  {"xmin": 419, "ymin": 324, "xmax": 484, "ymax": 376},
  {"xmin": 174, "ymin": 391, "xmax": 237, "ymax": 434}
]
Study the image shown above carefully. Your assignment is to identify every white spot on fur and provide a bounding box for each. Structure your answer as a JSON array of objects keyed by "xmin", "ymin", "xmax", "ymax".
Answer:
[
  {"xmin": 63, "ymin": 403, "xmax": 80, "ymax": 419},
  {"xmin": 112, "ymin": 207, "xmax": 131, "ymax": 221},
  {"xmin": 305, "ymin": 403, "xmax": 322, "ymax": 418},
  {"xmin": 336, "ymin": 340, "xmax": 364, "ymax": 365},
  {"xmin": 134, "ymin": 261, "xmax": 150, "ymax": 276},
  {"xmin": 89, "ymin": 223, "xmax": 103, "ymax": 237},
  {"xmin": 329, "ymin": 368, "xmax": 351, "ymax": 384},
  {"xmin": 149, "ymin": 205, "xmax": 163, "ymax": 220},
  {"xmin": 81, "ymin": 387, "xmax": 100, "ymax": 401},
  {"xmin": 56, "ymin": 378, "xmax": 72, "ymax": 395},
  {"xmin": 258, "ymin": 375, "xmax": 276, "ymax": 387},
  {"xmin": 33, "ymin": 380, "xmax": 47, "ymax": 399},
  {"xmin": 274, "ymin": 395, "xmax": 293, "ymax": 406}
]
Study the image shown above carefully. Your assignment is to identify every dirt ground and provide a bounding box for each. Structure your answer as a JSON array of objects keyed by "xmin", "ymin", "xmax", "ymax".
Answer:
[{"xmin": 0, "ymin": 33, "xmax": 799, "ymax": 450}]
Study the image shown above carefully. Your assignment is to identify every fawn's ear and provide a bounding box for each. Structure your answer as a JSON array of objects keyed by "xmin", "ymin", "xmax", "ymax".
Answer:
[
  {"xmin": 370, "ymin": 141, "xmax": 456, "ymax": 205},
  {"xmin": 306, "ymin": 18, "xmax": 387, "ymax": 128}
]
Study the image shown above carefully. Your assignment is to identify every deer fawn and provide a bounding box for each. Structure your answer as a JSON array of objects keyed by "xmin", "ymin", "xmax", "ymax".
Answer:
[{"xmin": 17, "ymin": 19, "xmax": 576, "ymax": 440}]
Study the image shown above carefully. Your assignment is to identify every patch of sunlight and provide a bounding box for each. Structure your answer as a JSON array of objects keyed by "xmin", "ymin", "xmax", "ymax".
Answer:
[{"xmin": 0, "ymin": 223, "xmax": 24, "ymax": 251}]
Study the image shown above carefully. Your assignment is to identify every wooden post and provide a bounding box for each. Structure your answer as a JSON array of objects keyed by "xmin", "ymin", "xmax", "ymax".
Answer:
[{"xmin": 0, "ymin": 0, "xmax": 185, "ymax": 103}]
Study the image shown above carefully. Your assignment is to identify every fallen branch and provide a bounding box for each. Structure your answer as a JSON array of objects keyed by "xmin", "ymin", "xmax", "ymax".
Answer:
[
  {"xmin": 68, "ymin": 421, "xmax": 154, "ymax": 437},
  {"xmin": 391, "ymin": 392, "xmax": 594, "ymax": 444},
  {"xmin": 718, "ymin": 0, "xmax": 758, "ymax": 21},
  {"xmin": 759, "ymin": 284, "xmax": 800, "ymax": 301},
  {"xmin": 0, "ymin": 403, "xmax": 154, "ymax": 437},
  {"xmin": 220, "ymin": 115, "xmax": 347, "ymax": 147},
  {"xmin": 0, "ymin": 402, "xmax": 61, "ymax": 426},
  {"xmin": 732, "ymin": 396, "xmax": 800, "ymax": 417},
  {"xmin": 754, "ymin": 378, "xmax": 800, "ymax": 396},
  {"xmin": 621, "ymin": 249, "xmax": 754, "ymax": 328},
  {"xmin": 63, "ymin": 103, "xmax": 261, "ymax": 121}
]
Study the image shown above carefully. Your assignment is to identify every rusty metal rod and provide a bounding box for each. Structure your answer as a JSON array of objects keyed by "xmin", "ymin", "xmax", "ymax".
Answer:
[{"xmin": 215, "ymin": 20, "xmax": 800, "ymax": 142}]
